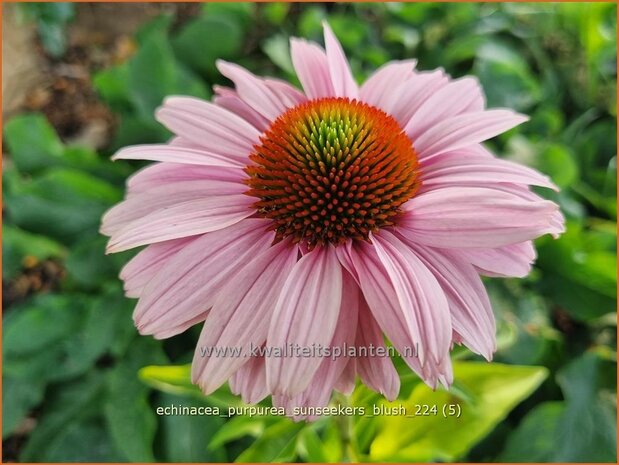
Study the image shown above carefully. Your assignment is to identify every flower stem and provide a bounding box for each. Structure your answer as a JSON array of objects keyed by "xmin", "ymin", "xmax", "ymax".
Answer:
[{"xmin": 334, "ymin": 392, "xmax": 360, "ymax": 463}]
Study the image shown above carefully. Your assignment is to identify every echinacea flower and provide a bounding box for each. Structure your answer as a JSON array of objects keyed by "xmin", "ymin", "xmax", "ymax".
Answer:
[{"xmin": 101, "ymin": 23, "xmax": 564, "ymax": 415}]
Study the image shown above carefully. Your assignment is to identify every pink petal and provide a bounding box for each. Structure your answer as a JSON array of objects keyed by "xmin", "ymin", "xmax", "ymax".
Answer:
[
  {"xmin": 191, "ymin": 240, "xmax": 299, "ymax": 394},
  {"xmin": 101, "ymin": 179, "xmax": 247, "ymax": 236},
  {"xmin": 112, "ymin": 144, "xmax": 245, "ymax": 168},
  {"xmin": 359, "ymin": 59, "xmax": 417, "ymax": 108},
  {"xmin": 217, "ymin": 60, "xmax": 289, "ymax": 121},
  {"xmin": 334, "ymin": 358, "xmax": 357, "ymax": 395},
  {"xmin": 156, "ymin": 96, "xmax": 261, "ymax": 162},
  {"xmin": 127, "ymin": 163, "xmax": 245, "ymax": 194},
  {"xmin": 355, "ymin": 296, "xmax": 400, "ymax": 400},
  {"xmin": 382, "ymin": 69, "xmax": 449, "ymax": 126},
  {"xmin": 349, "ymin": 239, "xmax": 452, "ymax": 388},
  {"xmin": 400, "ymin": 186, "xmax": 562, "ymax": 248},
  {"xmin": 119, "ymin": 236, "xmax": 197, "ymax": 298},
  {"xmin": 133, "ymin": 219, "xmax": 274, "ymax": 338},
  {"xmin": 265, "ymin": 78, "xmax": 307, "ymax": 107},
  {"xmin": 404, "ymin": 242, "xmax": 496, "ymax": 360},
  {"xmin": 266, "ymin": 246, "xmax": 343, "ymax": 396},
  {"xmin": 405, "ymin": 77, "xmax": 485, "ymax": 139},
  {"xmin": 419, "ymin": 151, "xmax": 558, "ymax": 192},
  {"xmin": 229, "ymin": 356, "xmax": 269, "ymax": 404},
  {"xmin": 322, "ymin": 22, "xmax": 358, "ymax": 98},
  {"xmin": 152, "ymin": 311, "xmax": 211, "ymax": 340},
  {"xmin": 479, "ymin": 184, "xmax": 566, "ymax": 238},
  {"xmin": 371, "ymin": 231, "xmax": 452, "ymax": 366},
  {"xmin": 455, "ymin": 241, "xmax": 536, "ymax": 278},
  {"xmin": 290, "ymin": 38, "xmax": 335, "ymax": 98},
  {"xmin": 105, "ymin": 194, "xmax": 255, "ymax": 253},
  {"xmin": 277, "ymin": 270, "xmax": 360, "ymax": 416},
  {"xmin": 213, "ymin": 85, "xmax": 270, "ymax": 132},
  {"xmin": 413, "ymin": 110, "xmax": 528, "ymax": 160}
]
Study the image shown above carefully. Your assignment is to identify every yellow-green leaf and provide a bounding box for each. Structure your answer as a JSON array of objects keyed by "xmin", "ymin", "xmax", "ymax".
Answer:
[{"xmin": 370, "ymin": 362, "xmax": 548, "ymax": 462}]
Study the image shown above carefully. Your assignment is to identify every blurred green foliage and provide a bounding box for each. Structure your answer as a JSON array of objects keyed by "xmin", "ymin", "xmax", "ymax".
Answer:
[
  {"xmin": 15, "ymin": 2, "xmax": 75, "ymax": 58},
  {"xmin": 3, "ymin": 2, "xmax": 617, "ymax": 463}
]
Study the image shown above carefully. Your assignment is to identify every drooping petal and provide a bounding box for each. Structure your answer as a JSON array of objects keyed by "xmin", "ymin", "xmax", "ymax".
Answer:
[
  {"xmin": 289, "ymin": 38, "xmax": 335, "ymax": 99},
  {"xmin": 419, "ymin": 151, "xmax": 558, "ymax": 193},
  {"xmin": 155, "ymin": 96, "xmax": 261, "ymax": 162},
  {"xmin": 132, "ymin": 219, "xmax": 274, "ymax": 338},
  {"xmin": 216, "ymin": 60, "xmax": 289, "ymax": 121},
  {"xmin": 266, "ymin": 246, "xmax": 343, "ymax": 396},
  {"xmin": 413, "ymin": 110, "xmax": 528, "ymax": 160},
  {"xmin": 334, "ymin": 358, "xmax": 357, "ymax": 395},
  {"xmin": 101, "ymin": 179, "xmax": 247, "ymax": 236},
  {"xmin": 322, "ymin": 22, "xmax": 358, "ymax": 98},
  {"xmin": 454, "ymin": 241, "xmax": 537, "ymax": 278},
  {"xmin": 105, "ymin": 194, "xmax": 255, "ymax": 253},
  {"xmin": 280, "ymin": 270, "xmax": 360, "ymax": 416},
  {"xmin": 229, "ymin": 356, "xmax": 269, "ymax": 404},
  {"xmin": 119, "ymin": 236, "xmax": 198, "ymax": 298},
  {"xmin": 126, "ymin": 163, "xmax": 245, "ymax": 194},
  {"xmin": 371, "ymin": 231, "xmax": 452, "ymax": 366},
  {"xmin": 192, "ymin": 240, "xmax": 298, "ymax": 394},
  {"xmin": 355, "ymin": 296, "xmax": 400, "ymax": 400},
  {"xmin": 405, "ymin": 77, "xmax": 485, "ymax": 139},
  {"xmin": 112, "ymin": 144, "xmax": 244, "ymax": 168},
  {"xmin": 349, "ymin": 237, "xmax": 452, "ymax": 388},
  {"xmin": 404, "ymin": 241, "xmax": 496, "ymax": 360},
  {"xmin": 400, "ymin": 186, "xmax": 562, "ymax": 248}
]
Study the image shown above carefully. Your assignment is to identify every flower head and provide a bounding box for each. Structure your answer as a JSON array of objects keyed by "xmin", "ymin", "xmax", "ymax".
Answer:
[{"xmin": 101, "ymin": 23, "xmax": 564, "ymax": 417}]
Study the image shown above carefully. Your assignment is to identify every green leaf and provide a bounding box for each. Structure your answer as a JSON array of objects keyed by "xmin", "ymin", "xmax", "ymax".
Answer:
[
  {"xmin": 536, "ymin": 223, "xmax": 617, "ymax": 320},
  {"xmin": 157, "ymin": 392, "xmax": 227, "ymax": 462},
  {"xmin": 2, "ymin": 376, "xmax": 46, "ymax": 439},
  {"xmin": 262, "ymin": 3, "xmax": 290, "ymax": 25},
  {"xmin": 202, "ymin": 2, "xmax": 255, "ymax": 31},
  {"xmin": 208, "ymin": 415, "xmax": 267, "ymax": 450},
  {"xmin": 3, "ymin": 294, "xmax": 82, "ymax": 358},
  {"xmin": 139, "ymin": 364, "xmax": 201, "ymax": 397},
  {"xmin": 20, "ymin": 373, "xmax": 108, "ymax": 461},
  {"xmin": 4, "ymin": 288, "xmax": 135, "ymax": 384},
  {"xmin": 93, "ymin": 63, "xmax": 132, "ymax": 112},
  {"xmin": 475, "ymin": 41, "xmax": 542, "ymax": 111},
  {"xmin": 139, "ymin": 363, "xmax": 245, "ymax": 408},
  {"xmin": 369, "ymin": 362, "xmax": 548, "ymax": 461},
  {"xmin": 110, "ymin": 114, "xmax": 171, "ymax": 149},
  {"xmin": 297, "ymin": 426, "xmax": 328, "ymax": 462},
  {"xmin": 383, "ymin": 25, "xmax": 420, "ymax": 51},
  {"xmin": 125, "ymin": 24, "xmax": 209, "ymax": 120},
  {"xmin": 535, "ymin": 143, "xmax": 579, "ymax": 189},
  {"xmin": 5, "ymin": 168, "xmax": 121, "ymax": 244},
  {"xmin": 499, "ymin": 401, "xmax": 566, "ymax": 461},
  {"xmin": 104, "ymin": 338, "xmax": 167, "ymax": 462},
  {"xmin": 2, "ymin": 226, "xmax": 66, "ymax": 280},
  {"xmin": 37, "ymin": 418, "xmax": 124, "ymax": 462},
  {"xmin": 173, "ymin": 16, "xmax": 244, "ymax": 76},
  {"xmin": 554, "ymin": 352, "xmax": 617, "ymax": 462},
  {"xmin": 65, "ymin": 235, "xmax": 129, "ymax": 289},
  {"xmin": 235, "ymin": 419, "xmax": 304, "ymax": 462},
  {"xmin": 4, "ymin": 114, "xmax": 65, "ymax": 173},
  {"xmin": 328, "ymin": 15, "xmax": 370, "ymax": 49},
  {"xmin": 262, "ymin": 35, "xmax": 295, "ymax": 76},
  {"xmin": 128, "ymin": 34, "xmax": 177, "ymax": 117}
]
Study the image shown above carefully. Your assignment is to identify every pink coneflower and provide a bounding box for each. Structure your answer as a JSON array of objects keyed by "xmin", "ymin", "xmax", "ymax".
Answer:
[{"xmin": 101, "ymin": 23, "xmax": 564, "ymax": 413}]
